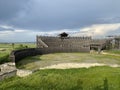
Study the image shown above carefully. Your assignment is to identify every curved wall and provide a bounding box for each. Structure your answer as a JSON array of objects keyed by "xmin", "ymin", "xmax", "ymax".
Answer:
[
  {"xmin": 10, "ymin": 48, "xmax": 41, "ymax": 63},
  {"xmin": 9, "ymin": 48, "xmax": 89, "ymax": 63}
]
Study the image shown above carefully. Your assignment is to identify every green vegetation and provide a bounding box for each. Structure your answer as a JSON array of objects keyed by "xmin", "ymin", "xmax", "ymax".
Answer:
[
  {"xmin": 14, "ymin": 43, "xmax": 36, "ymax": 50},
  {"xmin": 0, "ymin": 67, "xmax": 120, "ymax": 90},
  {"xmin": 17, "ymin": 53, "xmax": 120, "ymax": 70},
  {"xmin": 0, "ymin": 54, "xmax": 10, "ymax": 64},
  {"xmin": 0, "ymin": 43, "xmax": 36, "ymax": 50},
  {"xmin": 0, "ymin": 44, "xmax": 11, "ymax": 64},
  {"xmin": 0, "ymin": 43, "xmax": 36, "ymax": 64},
  {"xmin": 0, "ymin": 43, "xmax": 120, "ymax": 90},
  {"xmin": 104, "ymin": 50, "xmax": 120, "ymax": 54}
]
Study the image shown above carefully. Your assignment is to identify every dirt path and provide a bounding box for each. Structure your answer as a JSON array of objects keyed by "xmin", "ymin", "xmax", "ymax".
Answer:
[{"xmin": 40, "ymin": 63, "xmax": 120, "ymax": 69}]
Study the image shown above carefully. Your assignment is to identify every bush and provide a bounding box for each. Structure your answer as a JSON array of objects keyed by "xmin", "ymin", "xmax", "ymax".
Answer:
[{"xmin": 15, "ymin": 44, "xmax": 28, "ymax": 50}]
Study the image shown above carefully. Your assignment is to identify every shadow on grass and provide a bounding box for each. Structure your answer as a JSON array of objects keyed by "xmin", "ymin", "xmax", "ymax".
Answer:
[{"xmin": 16, "ymin": 55, "xmax": 42, "ymax": 69}]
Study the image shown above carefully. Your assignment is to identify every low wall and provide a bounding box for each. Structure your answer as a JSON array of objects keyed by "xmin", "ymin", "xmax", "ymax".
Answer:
[
  {"xmin": 0, "ymin": 63, "xmax": 17, "ymax": 81},
  {"xmin": 0, "ymin": 70, "xmax": 17, "ymax": 81},
  {"xmin": 10, "ymin": 48, "xmax": 41, "ymax": 63},
  {"xmin": 9, "ymin": 47, "xmax": 90, "ymax": 63}
]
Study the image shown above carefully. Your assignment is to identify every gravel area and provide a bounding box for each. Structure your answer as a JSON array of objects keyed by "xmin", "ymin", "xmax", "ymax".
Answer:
[{"xmin": 40, "ymin": 63, "xmax": 120, "ymax": 69}]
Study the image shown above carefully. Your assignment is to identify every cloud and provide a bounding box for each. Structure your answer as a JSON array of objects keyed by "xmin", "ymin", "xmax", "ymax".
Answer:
[
  {"xmin": 0, "ymin": 0, "xmax": 120, "ymax": 42},
  {"xmin": 98, "ymin": 16, "xmax": 120, "ymax": 23},
  {"xmin": 1, "ymin": 0, "xmax": 120, "ymax": 31},
  {"xmin": 0, "ymin": 23, "xmax": 120, "ymax": 42},
  {"xmin": 0, "ymin": 0, "xmax": 29, "ymax": 22},
  {"xmin": 0, "ymin": 25, "xmax": 14, "ymax": 31},
  {"xmin": 0, "ymin": 24, "xmax": 78, "ymax": 42},
  {"xmin": 72, "ymin": 23, "xmax": 120, "ymax": 38}
]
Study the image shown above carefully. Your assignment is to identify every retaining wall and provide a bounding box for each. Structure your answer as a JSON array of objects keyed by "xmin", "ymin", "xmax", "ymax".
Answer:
[{"xmin": 10, "ymin": 47, "xmax": 90, "ymax": 63}]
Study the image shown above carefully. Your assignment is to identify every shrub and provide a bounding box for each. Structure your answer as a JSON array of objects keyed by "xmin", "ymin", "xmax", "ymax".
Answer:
[{"xmin": 15, "ymin": 44, "xmax": 28, "ymax": 50}]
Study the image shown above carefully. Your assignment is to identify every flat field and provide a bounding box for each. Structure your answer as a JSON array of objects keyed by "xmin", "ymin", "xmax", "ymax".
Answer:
[
  {"xmin": 0, "ymin": 43, "xmax": 36, "ymax": 64},
  {"xmin": 17, "ymin": 52, "xmax": 120, "ymax": 70}
]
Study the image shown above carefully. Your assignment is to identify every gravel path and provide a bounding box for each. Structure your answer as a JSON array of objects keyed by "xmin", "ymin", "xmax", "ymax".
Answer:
[{"xmin": 40, "ymin": 63, "xmax": 120, "ymax": 69}]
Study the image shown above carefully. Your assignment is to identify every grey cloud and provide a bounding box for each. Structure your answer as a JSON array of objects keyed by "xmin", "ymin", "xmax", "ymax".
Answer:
[
  {"xmin": 1, "ymin": 0, "xmax": 120, "ymax": 31},
  {"xmin": 98, "ymin": 16, "xmax": 120, "ymax": 24},
  {"xmin": 0, "ymin": 27, "xmax": 14, "ymax": 31},
  {"xmin": 12, "ymin": 0, "xmax": 120, "ymax": 31},
  {"xmin": 0, "ymin": 0, "xmax": 29, "ymax": 23}
]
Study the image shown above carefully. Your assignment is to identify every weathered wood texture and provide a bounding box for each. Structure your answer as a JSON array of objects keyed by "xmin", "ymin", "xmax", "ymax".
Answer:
[
  {"xmin": 37, "ymin": 36, "xmax": 91, "ymax": 52},
  {"xmin": 9, "ymin": 36, "xmax": 117, "ymax": 63}
]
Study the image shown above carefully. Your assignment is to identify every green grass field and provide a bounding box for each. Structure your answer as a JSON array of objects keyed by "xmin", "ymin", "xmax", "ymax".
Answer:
[
  {"xmin": 0, "ymin": 67, "xmax": 120, "ymax": 90},
  {"xmin": 104, "ymin": 50, "xmax": 120, "ymax": 54},
  {"xmin": 0, "ymin": 43, "xmax": 36, "ymax": 64}
]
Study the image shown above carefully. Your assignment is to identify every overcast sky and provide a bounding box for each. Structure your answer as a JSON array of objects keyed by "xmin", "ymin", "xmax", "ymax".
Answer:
[{"xmin": 0, "ymin": 0, "xmax": 120, "ymax": 42}]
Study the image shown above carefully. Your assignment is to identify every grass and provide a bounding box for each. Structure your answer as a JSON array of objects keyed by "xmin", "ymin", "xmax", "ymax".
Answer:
[
  {"xmin": 0, "ymin": 43, "xmax": 36, "ymax": 52},
  {"xmin": 0, "ymin": 43, "xmax": 36, "ymax": 64},
  {"xmin": 0, "ymin": 66, "xmax": 120, "ymax": 90},
  {"xmin": 104, "ymin": 50, "xmax": 120, "ymax": 54},
  {"xmin": 0, "ymin": 54, "xmax": 10, "ymax": 64},
  {"xmin": 16, "ymin": 52, "xmax": 120, "ymax": 70},
  {"xmin": 0, "ymin": 44, "xmax": 11, "ymax": 64}
]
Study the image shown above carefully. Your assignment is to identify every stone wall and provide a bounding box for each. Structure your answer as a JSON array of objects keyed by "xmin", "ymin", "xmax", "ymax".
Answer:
[
  {"xmin": 0, "ymin": 63, "xmax": 17, "ymax": 81},
  {"xmin": 0, "ymin": 70, "xmax": 17, "ymax": 81}
]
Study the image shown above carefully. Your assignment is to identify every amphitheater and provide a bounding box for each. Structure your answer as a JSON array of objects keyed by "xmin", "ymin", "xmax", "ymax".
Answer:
[
  {"xmin": 8, "ymin": 33, "xmax": 120, "ymax": 64},
  {"xmin": 0, "ymin": 33, "xmax": 120, "ymax": 79},
  {"xmin": 11, "ymin": 35, "xmax": 120, "ymax": 68},
  {"xmin": 10, "ymin": 34, "xmax": 120, "ymax": 63}
]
